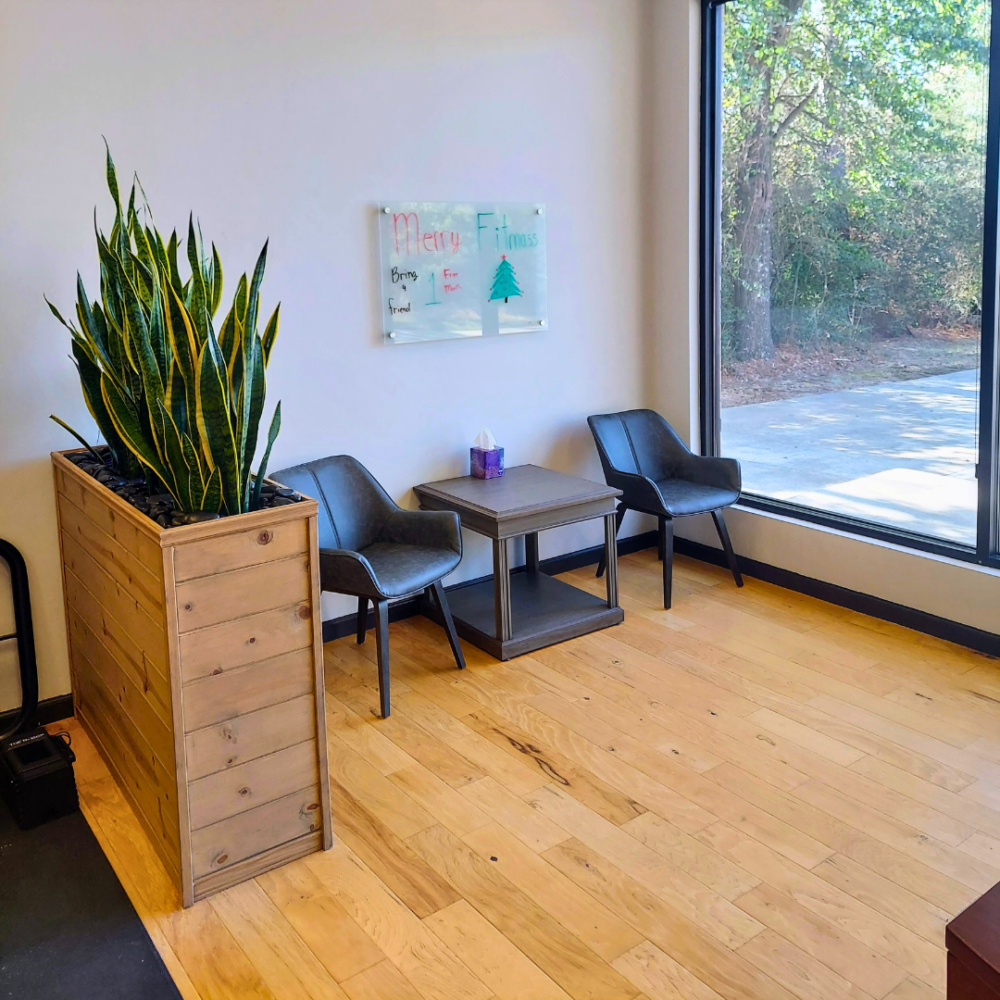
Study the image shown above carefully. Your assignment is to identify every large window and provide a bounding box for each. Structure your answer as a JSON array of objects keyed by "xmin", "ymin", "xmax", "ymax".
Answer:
[{"xmin": 702, "ymin": 0, "xmax": 1000, "ymax": 564}]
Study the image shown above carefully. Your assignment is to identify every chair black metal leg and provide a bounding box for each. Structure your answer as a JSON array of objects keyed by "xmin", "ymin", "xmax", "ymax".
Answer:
[
  {"xmin": 662, "ymin": 516, "xmax": 674, "ymax": 609},
  {"xmin": 712, "ymin": 509, "xmax": 743, "ymax": 588},
  {"xmin": 430, "ymin": 579, "xmax": 466, "ymax": 670},
  {"xmin": 596, "ymin": 503, "xmax": 627, "ymax": 578},
  {"xmin": 373, "ymin": 598, "xmax": 391, "ymax": 717},
  {"xmin": 356, "ymin": 596, "xmax": 368, "ymax": 643},
  {"xmin": 657, "ymin": 517, "xmax": 666, "ymax": 561}
]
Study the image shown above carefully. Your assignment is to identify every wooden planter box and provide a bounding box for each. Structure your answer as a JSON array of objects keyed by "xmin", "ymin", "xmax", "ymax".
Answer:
[{"xmin": 52, "ymin": 450, "xmax": 332, "ymax": 906}]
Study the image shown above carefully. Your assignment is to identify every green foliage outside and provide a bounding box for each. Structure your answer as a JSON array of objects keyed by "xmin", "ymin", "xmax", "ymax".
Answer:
[
  {"xmin": 48, "ymin": 147, "xmax": 282, "ymax": 515},
  {"xmin": 721, "ymin": 0, "xmax": 991, "ymax": 362}
]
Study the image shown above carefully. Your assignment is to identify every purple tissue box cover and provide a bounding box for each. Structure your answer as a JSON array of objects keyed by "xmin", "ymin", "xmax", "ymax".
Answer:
[{"xmin": 471, "ymin": 446, "xmax": 504, "ymax": 479}]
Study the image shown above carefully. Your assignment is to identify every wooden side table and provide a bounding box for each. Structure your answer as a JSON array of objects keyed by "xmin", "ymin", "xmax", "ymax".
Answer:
[
  {"xmin": 413, "ymin": 465, "xmax": 624, "ymax": 660},
  {"xmin": 947, "ymin": 882, "xmax": 1000, "ymax": 998}
]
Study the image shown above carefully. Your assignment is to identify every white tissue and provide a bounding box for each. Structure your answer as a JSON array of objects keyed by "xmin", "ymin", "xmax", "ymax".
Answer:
[{"xmin": 473, "ymin": 427, "xmax": 498, "ymax": 450}]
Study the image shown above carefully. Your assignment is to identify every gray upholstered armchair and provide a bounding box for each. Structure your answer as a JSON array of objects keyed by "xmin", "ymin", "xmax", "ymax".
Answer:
[
  {"xmin": 587, "ymin": 409, "xmax": 743, "ymax": 609},
  {"xmin": 271, "ymin": 455, "xmax": 465, "ymax": 716}
]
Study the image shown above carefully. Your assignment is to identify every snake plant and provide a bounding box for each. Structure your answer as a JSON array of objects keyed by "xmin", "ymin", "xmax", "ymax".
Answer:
[{"xmin": 48, "ymin": 146, "xmax": 281, "ymax": 515}]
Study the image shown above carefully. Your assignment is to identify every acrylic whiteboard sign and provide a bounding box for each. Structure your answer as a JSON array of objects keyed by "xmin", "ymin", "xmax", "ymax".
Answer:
[{"xmin": 378, "ymin": 202, "xmax": 547, "ymax": 345}]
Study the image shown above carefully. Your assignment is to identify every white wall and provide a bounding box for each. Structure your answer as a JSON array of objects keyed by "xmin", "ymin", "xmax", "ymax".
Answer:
[
  {"xmin": 651, "ymin": 0, "xmax": 1000, "ymax": 637},
  {"xmin": 0, "ymin": 0, "xmax": 649, "ymax": 710}
]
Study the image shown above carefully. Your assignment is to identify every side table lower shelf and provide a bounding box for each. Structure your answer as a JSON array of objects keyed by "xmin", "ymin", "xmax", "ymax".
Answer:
[{"xmin": 446, "ymin": 571, "xmax": 623, "ymax": 660}]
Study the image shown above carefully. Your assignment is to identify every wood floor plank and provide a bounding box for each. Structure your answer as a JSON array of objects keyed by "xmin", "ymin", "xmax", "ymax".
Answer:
[
  {"xmin": 735, "ymin": 882, "xmax": 908, "ymax": 999},
  {"xmin": 209, "ymin": 881, "xmax": 351, "ymax": 1000},
  {"xmin": 325, "ymin": 691, "xmax": 417, "ymax": 776},
  {"xmin": 527, "ymin": 784, "xmax": 765, "ymax": 949},
  {"xmin": 256, "ymin": 863, "xmax": 387, "ymax": 983},
  {"xmin": 423, "ymin": 899, "xmax": 574, "ymax": 1000},
  {"xmin": 305, "ymin": 845, "xmax": 494, "ymax": 1000},
  {"xmin": 621, "ymin": 811, "xmax": 760, "ymax": 901},
  {"xmin": 459, "ymin": 775, "xmax": 571, "ymax": 852},
  {"xmin": 707, "ymin": 763, "xmax": 978, "ymax": 914},
  {"xmin": 408, "ymin": 823, "xmax": 639, "ymax": 1000},
  {"xmin": 737, "ymin": 928, "xmax": 876, "ymax": 1000},
  {"xmin": 327, "ymin": 778, "xmax": 460, "ymax": 919},
  {"xmin": 462, "ymin": 706, "xmax": 648, "ymax": 825},
  {"xmin": 542, "ymin": 837, "xmax": 799, "ymax": 1000},
  {"xmin": 849, "ymin": 755, "xmax": 1000, "ymax": 841},
  {"xmin": 697, "ymin": 822, "xmax": 946, "ymax": 991},
  {"xmin": 327, "ymin": 733, "xmax": 438, "ymax": 839},
  {"xmin": 810, "ymin": 854, "xmax": 952, "ymax": 945},
  {"xmin": 461, "ymin": 822, "xmax": 645, "ymax": 963},
  {"xmin": 611, "ymin": 940, "xmax": 725, "ymax": 1000},
  {"xmin": 387, "ymin": 764, "xmax": 492, "ymax": 839},
  {"xmin": 341, "ymin": 960, "xmax": 427, "ymax": 1000}
]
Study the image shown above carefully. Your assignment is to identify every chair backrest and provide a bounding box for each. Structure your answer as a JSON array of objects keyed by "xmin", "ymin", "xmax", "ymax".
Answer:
[
  {"xmin": 588, "ymin": 409, "xmax": 690, "ymax": 482},
  {"xmin": 270, "ymin": 455, "xmax": 397, "ymax": 552}
]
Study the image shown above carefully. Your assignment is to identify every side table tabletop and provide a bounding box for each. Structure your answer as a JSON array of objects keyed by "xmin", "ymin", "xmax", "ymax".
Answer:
[{"xmin": 413, "ymin": 464, "xmax": 624, "ymax": 660}]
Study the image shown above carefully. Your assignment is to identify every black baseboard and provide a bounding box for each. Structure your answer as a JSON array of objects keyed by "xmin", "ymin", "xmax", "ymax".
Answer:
[
  {"xmin": 673, "ymin": 537, "xmax": 1000, "ymax": 659},
  {"xmin": 322, "ymin": 530, "xmax": 658, "ymax": 642},
  {"xmin": 0, "ymin": 693, "xmax": 74, "ymax": 733}
]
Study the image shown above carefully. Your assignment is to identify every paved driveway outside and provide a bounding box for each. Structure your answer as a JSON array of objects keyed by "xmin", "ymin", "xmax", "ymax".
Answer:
[{"xmin": 721, "ymin": 368, "xmax": 980, "ymax": 545}]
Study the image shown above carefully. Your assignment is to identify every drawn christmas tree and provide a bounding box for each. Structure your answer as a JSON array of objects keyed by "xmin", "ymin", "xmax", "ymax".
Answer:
[{"xmin": 489, "ymin": 255, "xmax": 522, "ymax": 303}]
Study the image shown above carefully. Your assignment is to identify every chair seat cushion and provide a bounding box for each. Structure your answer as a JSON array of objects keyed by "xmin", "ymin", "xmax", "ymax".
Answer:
[
  {"xmin": 654, "ymin": 478, "xmax": 739, "ymax": 517},
  {"xmin": 360, "ymin": 542, "xmax": 462, "ymax": 599}
]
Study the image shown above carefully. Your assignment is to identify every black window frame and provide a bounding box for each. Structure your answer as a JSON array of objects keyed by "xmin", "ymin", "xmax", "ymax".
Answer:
[{"xmin": 700, "ymin": 0, "xmax": 1000, "ymax": 569}]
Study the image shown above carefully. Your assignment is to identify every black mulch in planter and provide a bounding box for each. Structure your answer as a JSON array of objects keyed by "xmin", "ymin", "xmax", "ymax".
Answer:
[{"xmin": 65, "ymin": 447, "xmax": 304, "ymax": 529}]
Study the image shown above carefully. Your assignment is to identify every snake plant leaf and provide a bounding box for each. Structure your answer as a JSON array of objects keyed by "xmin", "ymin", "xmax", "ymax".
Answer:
[
  {"xmin": 165, "ymin": 358, "xmax": 187, "ymax": 434},
  {"xmin": 195, "ymin": 340, "xmax": 240, "ymax": 513},
  {"xmin": 250, "ymin": 401, "xmax": 281, "ymax": 511},
  {"xmin": 71, "ymin": 338, "xmax": 124, "ymax": 461},
  {"xmin": 75, "ymin": 274, "xmax": 110, "ymax": 365},
  {"xmin": 49, "ymin": 416, "xmax": 108, "ymax": 465},
  {"xmin": 244, "ymin": 241, "xmax": 268, "ymax": 350},
  {"xmin": 210, "ymin": 243, "xmax": 223, "ymax": 317},
  {"xmin": 158, "ymin": 400, "xmax": 192, "ymax": 510},
  {"xmin": 146, "ymin": 270, "xmax": 169, "ymax": 382},
  {"xmin": 241, "ymin": 335, "xmax": 266, "ymax": 505},
  {"xmin": 261, "ymin": 304, "xmax": 280, "ymax": 365},
  {"xmin": 181, "ymin": 432, "xmax": 205, "ymax": 494},
  {"xmin": 104, "ymin": 138, "xmax": 119, "ymax": 210},
  {"xmin": 217, "ymin": 301, "xmax": 239, "ymax": 379},
  {"xmin": 186, "ymin": 214, "xmax": 210, "ymax": 346},
  {"xmin": 200, "ymin": 466, "xmax": 223, "ymax": 514},
  {"xmin": 163, "ymin": 281, "xmax": 201, "ymax": 427},
  {"xmin": 45, "ymin": 297, "xmax": 79, "ymax": 336},
  {"xmin": 101, "ymin": 372, "xmax": 171, "ymax": 488},
  {"xmin": 234, "ymin": 272, "xmax": 248, "ymax": 326},
  {"xmin": 165, "ymin": 230, "xmax": 184, "ymax": 297}
]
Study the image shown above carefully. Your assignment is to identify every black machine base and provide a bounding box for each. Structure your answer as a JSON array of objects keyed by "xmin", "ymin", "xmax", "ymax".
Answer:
[{"xmin": 0, "ymin": 726, "xmax": 78, "ymax": 829}]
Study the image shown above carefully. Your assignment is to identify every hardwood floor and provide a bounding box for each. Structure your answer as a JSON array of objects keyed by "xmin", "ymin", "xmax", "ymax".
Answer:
[{"xmin": 66, "ymin": 549, "xmax": 1000, "ymax": 1000}]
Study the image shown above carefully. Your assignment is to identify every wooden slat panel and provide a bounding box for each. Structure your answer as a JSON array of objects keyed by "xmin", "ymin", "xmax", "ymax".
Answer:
[
  {"xmin": 189, "ymin": 740, "xmax": 318, "ymax": 830},
  {"xmin": 55, "ymin": 460, "xmax": 162, "ymax": 565},
  {"xmin": 173, "ymin": 517, "xmax": 308, "ymax": 582},
  {"xmin": 63, "ymin": 563, "xmax": 171, "ymax": 726},
  {"xmin": 182, "ymin": 649, "xmax": 314, "ymax": 733},
  {"xmin": 67, "ymin": 604, "xmax": 174, "ymax": 770},
  {"xmin": 185, "ymin": 695, "xmax": 316, "ymax": 780},
  {"xmin": 58, "ymin": 493, "xmax": 163, "ymax": 609},
  {"xmin": 192, "ymin": 832, "xmax": 323, "ymax": 902},
  {"xmin": 191, "ymin": 787, "xmax": 323, "ymax": 879},
  {"xmin": 175, "ymin": 555, "xmax": 310, "ymax": 633},
  {"xmin": 60, "ymin": 528, "xmax": 169, "ymax": 675},
  {"xmin": 72, "ymin": 650, "xmax": 179, "ymax": 864},
  {"xmin": 178, "ymin": 602, "xmax": 312, "ymax": 684}
]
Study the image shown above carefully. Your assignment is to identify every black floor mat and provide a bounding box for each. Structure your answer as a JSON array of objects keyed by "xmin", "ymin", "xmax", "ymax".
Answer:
[{"xmin": 0, "ymin": 788, "xmax": 181, "ymax": 999}]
